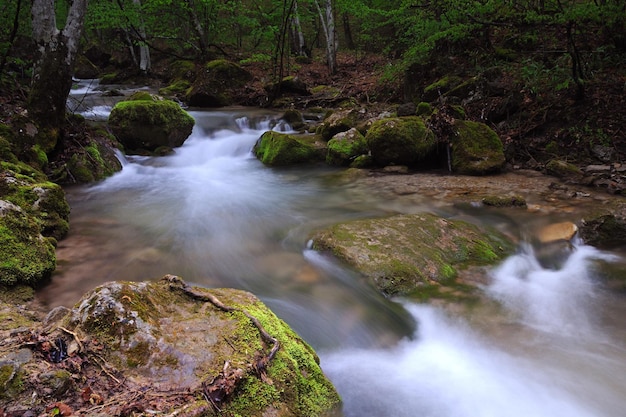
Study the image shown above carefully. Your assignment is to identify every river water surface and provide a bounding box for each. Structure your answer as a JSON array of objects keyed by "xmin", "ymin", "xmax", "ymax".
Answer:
[{"xmin": 42, "ymin": 87, "xmax": 626, "ymax": 416}]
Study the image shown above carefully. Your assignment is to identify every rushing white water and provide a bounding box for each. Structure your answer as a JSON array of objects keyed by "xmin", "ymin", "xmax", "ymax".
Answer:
[
  {"xmin": 322, "ymin": 244, "xmax": 626, "ymax": 417},
  {"xmin": 50, "ymin": 103, "xmax": 626, "ymax": 416}
]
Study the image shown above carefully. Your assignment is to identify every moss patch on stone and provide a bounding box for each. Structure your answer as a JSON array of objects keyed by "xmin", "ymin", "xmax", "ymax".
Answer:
[
  {"xmin": 254, "ymin": 131, "xmax": 325, "ymax": 166},
  {"xmin": 108, "ymin": 99, "xmax": 194, "ymax": 153},
  {"xmin": 451, "ymin": 120, "xmax": 505, "ymax": 175},
  {"xmin": 59, "ymin": 278, "xmax": 340, "ymax": 416},
  {"xmin": 311, "ymin": 212, "xmax": 513, "ymax": 298},
  {"xmin": 365, "ymin": 116, "xmax": 436, "ymax": 167}
]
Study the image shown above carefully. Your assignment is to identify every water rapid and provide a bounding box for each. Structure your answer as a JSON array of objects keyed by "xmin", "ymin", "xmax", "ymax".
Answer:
[{"xmin": 50, "ymin": 102, "xmax": 626, "ymax": 416}]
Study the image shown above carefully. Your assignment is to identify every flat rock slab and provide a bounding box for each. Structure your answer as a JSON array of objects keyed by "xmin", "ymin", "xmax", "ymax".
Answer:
[{"xmin": 311, "ymin": 212, "xmax": 513, "ymax": 297}]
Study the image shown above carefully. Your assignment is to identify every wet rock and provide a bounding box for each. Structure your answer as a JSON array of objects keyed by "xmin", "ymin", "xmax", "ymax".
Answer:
[
  {"xmin": 311, "ymin": 212, "xmax": 513, "ymax": 298},
  {"xmin": 0, "ymin": 277, "xmax": 341, "ymax": 416},
  {"xmin": 536, "ymin": 221, "xmax": 578, "ymax": 244},
  {"xmin": 580, "ymin": 214, "xmax": 626, "ymax": 249},
  {"xmin": 254, "ymin": 131, "xmax": 326, "ymax": 166},
  {"xmin": 317, "ymin": 109, "xmax": 358, "ymax": 140},
  {"xmin": 108, "ymin": 97, "xmax": 194, "ymax": 154},
  {"xmin": 482, "ymin": 195, "xmax": 527, "ymax": 207},
  {"xmin": 326, "ymin": 128, "xmax": 368, "ymax": 166}
]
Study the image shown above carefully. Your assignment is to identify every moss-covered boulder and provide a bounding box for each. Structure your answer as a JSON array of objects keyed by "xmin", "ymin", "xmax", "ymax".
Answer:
[
  {"xmin": 365, "ymin": 116, "xmax": 437, "ymax": 167},
  {"xmin": 326, "ymin": 128, "xmax": 368, "ymax": 166},
  {"xmin": 0, "ymin": 162, "xmax": 69, "ymax": 286},
  {"xmin": 186, "ymin": 59, "xmax": 252, "ymax": 107},
  {"xmin": 311, "ymin": 212, "xmax": 513, "ymax": 298},
  {"xmin": 254, "ymin": 131, "xmax": 326, "ymax": 166},
  {"xmin": 451, "ymin": 120, "xmax": 505, "ymax": 175},
  {"xmin": 317, "ymin": 110, "xmax": 358, "ymax": 141},
  {"xmin": 108, "ymin": 99, "xmax": 194, "ymax": 154},
  {"xmin": 0, "ymin": 200, "xmax": 56, "ymax": 286},
  {"xmin": 0, "ymin": 276, "xmax": 341, "ymax": 416}
]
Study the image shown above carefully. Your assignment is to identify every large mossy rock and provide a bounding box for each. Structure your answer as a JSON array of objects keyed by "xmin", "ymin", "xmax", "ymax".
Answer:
[
  {"xmin": 108, "ymin": 97, "xmax": 194, "ymax": 154},
  {"xmin": 0, "ymin": 162, "xmax": 70, "ymax": 286},
  {"xmin": 311, "ymin": 212, "xmax": 513, "ymax": 298},
  {"xmin": 186, "ymin": 59, "xmax": 252, "ymax": 107},
  {"xmin": 254, "ymin": 131, "xmax": 326, "ymax": 166},
  {"xmin": 326, "ymin": 128, "xmax": 368, "ymax": 166},
  {"xmin": 0, "ymin": 276, "xmax": 341, "ymax": 416},
  {"xmin": 365, "ymin": 116, "xmax": 437, "ymax": 167},
  {"xmin": 451, "ymin": 120, "xmax": 505, "ymax": 175}
]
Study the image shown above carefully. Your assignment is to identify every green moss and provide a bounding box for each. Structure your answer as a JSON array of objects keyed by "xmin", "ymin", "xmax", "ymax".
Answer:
[
  {"xmin": 0, "ymin": 207, "xmax": 56, "ymax": 286},
  {"xmin": 365, "ymin": 116, "xmax": 436, "ymax": 166},
  {"xmin": 423, "ymin": 76, "xmax": 462, "ymax": 100},
  {"xmin": 0, "ymin": 365, "xmax": 24, "ymax": 399},
  {"xmin": 108, "ymin": 99, "xmax": 195, "ymax": 152},
  {"xmin": 312, "ymin": 212, "xmax": 513, "ymax": 298},
  {"xmin": 127, "ymin": 91, "xmax": 156, "ymax": 101},
  {"xmin": 159, "ymin": 80, "xmax": 191, "ymax": 96},
  {"xmin": 100, "ymin": 72, "xmax": 119, "ymax": 84},
  {"xmin": 416, "ymin": 102, "xmax": 433, "ymax": 116},
  {"xmin": 451, "ymin": 120, "xmax": 505, "ymax": 175},
  {"xmin": 545, "ymin": 159, "xmax": 583, "ymax": 178},
  {"xmin": 326, "ymin": 129, "xmax": 368, "ymax": 166},
  {"xmin": 224, "ymin": 300, "xmax": 341, "ymax": 417},
  {"xmin": 254, "ymin": 131, "xmax": 323, "ymax": 166}
]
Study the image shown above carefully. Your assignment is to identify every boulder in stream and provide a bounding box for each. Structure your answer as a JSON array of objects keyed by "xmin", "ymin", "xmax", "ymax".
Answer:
[
  {"xmin": 0, "ymin": 276, "xmax": 341, "ymax": 416},
  {"xmin": 311, "ymin": 212, "xmax": 513, "ymax": 299},
  {"xmin": 254, "ymin": 131, "xmax": 326, "ymax": 166},
  {"xmin": 108, "ymin": 95, "xmax": 194, "ymax": 154}
]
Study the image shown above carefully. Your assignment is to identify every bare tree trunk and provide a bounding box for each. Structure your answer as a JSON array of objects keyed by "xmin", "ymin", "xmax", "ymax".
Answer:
[
  {"xmin": 291, "ymin": 0, "xmax": 307, "ymax": 57},
  {"xmin": 186, "ymin": 0, "xmax": 209, "ymax": 59},
  {"xmin": 314, "ymin": 0, "xmax": 337, "ymax": 74},
  {"xmin": 132, "ymin": 0, "xmax": 151, "ymax": 73},
  {"xmin": 29, "ymin": 0, "xmax": 87, "ymax": 139}
]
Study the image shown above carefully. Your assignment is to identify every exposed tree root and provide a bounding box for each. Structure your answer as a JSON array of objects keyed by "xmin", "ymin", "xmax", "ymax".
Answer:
[{"xmin": 164, "ymin": 275, "xmax": 281, "ymax": 411}]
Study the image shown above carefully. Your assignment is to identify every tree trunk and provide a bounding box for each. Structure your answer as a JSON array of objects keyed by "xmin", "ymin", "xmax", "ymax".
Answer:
[
  {"xmin": 29, "ymin": 0, "xmax": 87, "ymax": 138},
  {"xmin": 132, "ymin": 0, "xmax": 151, "ymax": 73},
  {"xmin": 314, "ymin": 0, "xmax": 337, "ymax": 74},
  {"xmin": 291, "ymin": 1, "xmax": 307, "ymax": 57}
]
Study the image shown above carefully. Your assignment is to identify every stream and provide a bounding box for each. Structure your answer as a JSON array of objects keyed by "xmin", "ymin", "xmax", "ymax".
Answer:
[{"xmin": 42, "ymin": 83, "xmax": 626, "ymax": 416}]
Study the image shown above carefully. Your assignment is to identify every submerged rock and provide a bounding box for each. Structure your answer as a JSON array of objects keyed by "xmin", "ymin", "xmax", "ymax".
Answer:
[
  {"xmin": 0, "ymin": 276, "xmax": 341, "ymax": 416},
  {"xmin": 311, "ymin": 212, "xmax": 513, "ymax": 298}
]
